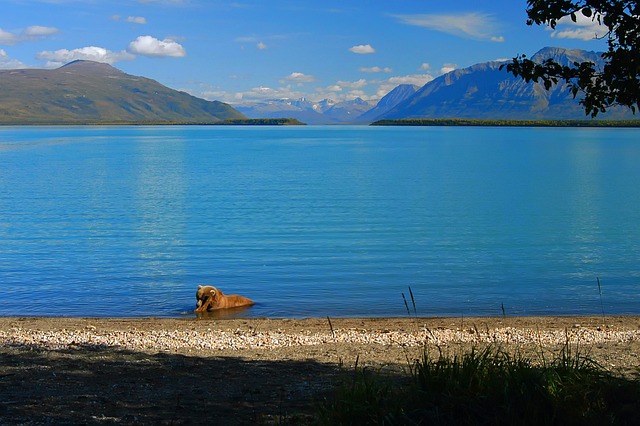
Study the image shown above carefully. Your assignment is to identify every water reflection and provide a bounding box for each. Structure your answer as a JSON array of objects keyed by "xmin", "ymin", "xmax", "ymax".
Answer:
[
  {"xmin": 194, "ymin": 305, "xmax": 256, "ymax": 320},
  {"xmin": 131, "ymin": 133, "xmax": 189, "ymax": 289}
]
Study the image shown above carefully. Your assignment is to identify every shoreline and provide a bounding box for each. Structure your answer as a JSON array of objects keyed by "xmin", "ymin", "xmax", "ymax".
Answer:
[
  {"xmin": 2, "ymin": 315, "xmax": 639, "ymax": 424},
  {"xmin": 2, "ymin": 315, "xmax": 639, "ymax": 353},
  {"xmin": 4, "ymin": 315, "xmax": 640, "ymax": 374}
]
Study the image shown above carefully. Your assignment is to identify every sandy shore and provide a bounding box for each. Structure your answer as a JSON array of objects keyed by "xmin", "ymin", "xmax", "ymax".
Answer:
[{"xmin": 2, "ymin": 315, "xmax": 640, "ymax": 424}]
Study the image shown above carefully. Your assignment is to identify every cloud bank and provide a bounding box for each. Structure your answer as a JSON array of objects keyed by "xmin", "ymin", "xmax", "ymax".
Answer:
[
  {"xmin": 361, "ymin": 66, "xmax": 392, "ymax": 73},
  {"xmin": 36, "ymin": 46, "xmax": 135, "ymax": 67},
  {"xmin": 550, "ymin": 13, "xmax": 607, "ymax": 40},
  {"xmin": 35, "ymin": 35, "xmax": 187, "ymax": 67},
  {"xmin": 394, "ymin": 13, "xmax": 504, "ymax": 42},
  {"xmin": 0, "ymin": 26, "xmax": 59, "ymax": 45}
]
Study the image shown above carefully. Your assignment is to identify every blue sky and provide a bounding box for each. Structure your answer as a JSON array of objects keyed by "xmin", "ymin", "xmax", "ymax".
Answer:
[{"xmin": 1, "ymin": 0, "xmax": 609, "ymax": 105}]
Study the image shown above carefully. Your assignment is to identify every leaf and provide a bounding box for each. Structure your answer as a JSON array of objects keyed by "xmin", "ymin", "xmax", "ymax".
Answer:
[
  {"xmin": 581, "ymin": 8, "xmax": 592, "ymax": 18},
  {"xmin": 570, "ymin": 12, "xmax": 577, "ymax": 22}
]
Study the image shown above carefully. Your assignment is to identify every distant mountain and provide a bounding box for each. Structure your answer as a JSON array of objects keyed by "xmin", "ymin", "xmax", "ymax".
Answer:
[
  {"xmin": 323, "ymin": 98, "xmax": 376, "ymax": 123},
  {"xmin": 235, "ymin": 98, "xmax": 325, "ymax": 124},
  {"xmin": 378, "ymin": 47, "xmax": 637, "ymax": 121},
  {"xmin": 0, "ymin": 60, "xmax": 245, "ymax": 124},
  {"xmin": 357, "ymin": 84, "xmax": 420, "ymax": 122},
  {"xmin": 235, "ymin": 97, "xmax": 377, "ymax": 124}
]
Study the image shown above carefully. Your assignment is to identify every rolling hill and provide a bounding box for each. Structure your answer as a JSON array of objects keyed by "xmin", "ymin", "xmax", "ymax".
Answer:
[{"xmin": 0, "ymin": 60, "xmax": 245, "ymax": 124}]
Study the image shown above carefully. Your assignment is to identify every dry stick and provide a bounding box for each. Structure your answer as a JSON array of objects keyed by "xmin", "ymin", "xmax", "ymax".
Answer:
[
  {"xmin": 409, "ymin": 286, "xmax": 417, "ymax": 315},
  {"xmin": 327, "ymin": 316, "xmax": 336, "ymax": 340},
  {"xmin": 327, "ymin": 316, "xmax": 342, "ymax": 367},
  {"xmin": 402, "ymin": 293, "xmax": 411, "ymax": 316},
  {"xmin": 597, "ymin": 277, "xmax": 605, "ymax": 322}
]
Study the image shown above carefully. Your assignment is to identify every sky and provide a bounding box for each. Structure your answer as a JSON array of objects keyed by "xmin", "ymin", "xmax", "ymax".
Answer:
[{"xmin": 1, "ymin": 0, "xmax": 610, "ymax": 105}]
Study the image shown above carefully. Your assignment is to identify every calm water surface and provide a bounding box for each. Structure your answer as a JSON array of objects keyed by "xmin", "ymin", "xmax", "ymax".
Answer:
[{"xmin": 0, "ymin": 125, "xmax": 639, "ymax": 318}]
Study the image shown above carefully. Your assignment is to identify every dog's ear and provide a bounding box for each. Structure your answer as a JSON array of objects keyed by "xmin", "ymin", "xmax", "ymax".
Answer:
[{"xmin": 198, "ymin": 285, "xmax": 203, "ymax": 290}]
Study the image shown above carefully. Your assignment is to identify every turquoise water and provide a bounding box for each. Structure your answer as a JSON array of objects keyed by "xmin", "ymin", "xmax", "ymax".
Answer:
[{"xmin": 0, "ymin": 125, "xmax": 639, "ymax": 318}]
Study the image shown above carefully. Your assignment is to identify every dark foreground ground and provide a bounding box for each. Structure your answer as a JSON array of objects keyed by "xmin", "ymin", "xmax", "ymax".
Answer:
[{"xmin": 1, "ymin": 316, "xmax": 639, "ymax": 425}]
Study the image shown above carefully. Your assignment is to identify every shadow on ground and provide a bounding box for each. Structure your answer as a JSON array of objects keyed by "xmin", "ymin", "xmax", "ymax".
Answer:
[{"xmin": 0, "ymin": 345, "xmax": 345, "ymax": 425}]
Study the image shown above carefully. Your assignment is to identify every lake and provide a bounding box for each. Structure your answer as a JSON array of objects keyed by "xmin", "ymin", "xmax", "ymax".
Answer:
[{"xmin": 0, "ymin": 125, "xmax": 639, "ymax": 318}]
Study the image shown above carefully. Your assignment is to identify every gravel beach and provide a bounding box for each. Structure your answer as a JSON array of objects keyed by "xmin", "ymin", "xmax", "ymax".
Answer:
[{"xmin": 2, "ymin": 315, "xmax": 639, "ymax": 424}]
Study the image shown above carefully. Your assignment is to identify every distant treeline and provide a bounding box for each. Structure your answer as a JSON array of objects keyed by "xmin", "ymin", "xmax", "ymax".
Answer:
[
  {"xmin": 213, "ymin": 118, "xmax": 306, "ymax": 125},
  {"xmin": 371, "ymin": 118, "xmax": 640, "ymax": 127}
]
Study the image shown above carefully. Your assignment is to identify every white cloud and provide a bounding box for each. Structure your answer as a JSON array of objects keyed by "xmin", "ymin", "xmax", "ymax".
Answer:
[
  {"xmin": 0, "ymin": 29, "xmax": 16, "ymax": 45},
  {"xmin": 127, "ymin": 16, "xmax": 148, "ymax": 24},
  {"xmin": 281, "ymin": 72, "xmax": 316, "ymax": 84},
  {"xmin": 233, "ymin": 85, "xmax": 308, "ymax": 103},
  {"xmin": 256, "ymin": 41, "xmax": 267, "ymax": 50},
  {"xmin": 24, "ymin": 26, "xmax": 59, "ymax": 37},
  {"xmin": 0, "ymin": 25, "xmax": 59, "ymax": 45},
  {"xmin": 344, "ymin": 90, "xmax": 370, "ymax": 100},
  {"xmin": 360, "ymin": 66, "xmax": 392, "ymax": 73},
  {"xmin": 112, "ymin": 15, "xmax": 147, "ymax": 24},
  {"xmin": 388, "ymin": 74, "xmax": 434, "ymax": 86},
  {"xmin": 550, "ymin": 13, "xmax": 608, "ymax": 40},
  {"xmin": 440, "ymin": 63, "xmax": 457, "ymax": 74},
  {"xmin": 0, "ymin": 49, "xmax": 27, "ymax": 69},
  {"xmin": 419, "ymin": 63, "xmax": 430, "ymax": 71},
  {"xmin": 193, "ymin": 70, "xmax": 434, "ymax": 105},
  {"xmin": 36, "ymin": 46, "xmax": 135, "ymax": 67},
  {"xmin": 335, "ymin": 78, "xmax": 368, "ymax": 89},
  {"xmin": 313, "ymin": 81, "xmax": 367, "ymax": 102},
  {"xmin": 128, "ymin": 35, "xmax": 186, "ymax": 57},
  {"xmin": 349, "ymin": 44, "xmax": 376, "ymax": 54},
  {"xmin": 393, "ymin": 13, "xmax": 504, "ymax": 42}
]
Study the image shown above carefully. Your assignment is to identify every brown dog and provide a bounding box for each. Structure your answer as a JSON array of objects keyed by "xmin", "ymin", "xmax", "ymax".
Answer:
[{"xmin": 195, "ymin": 285, "xmax": 254, "ymax": 312}]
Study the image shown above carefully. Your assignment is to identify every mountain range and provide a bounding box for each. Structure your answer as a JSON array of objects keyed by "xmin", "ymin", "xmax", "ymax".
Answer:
[
  {"xmin": 0, "ymin": 47, "xmax": 637, "ymax": 125},
  {"xmin": 0, "ymin": 60, "xmax": 245, "ymax": 124},
  {"xmin": 236, "ymin": 47, "xmax": 637, "ymax": 123},
  {"xmin": 235, "ymin": 97, "xmax": 377, "ymax": 125},
  {"xmin": 376, "ymin": 47, "xmax": 636, "ymax": 121}
]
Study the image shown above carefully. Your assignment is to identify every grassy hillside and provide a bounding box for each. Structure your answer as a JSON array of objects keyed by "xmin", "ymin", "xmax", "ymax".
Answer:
[{"xmin": 0, "ymin": 60, "xmax": 245, "ymax": 124}]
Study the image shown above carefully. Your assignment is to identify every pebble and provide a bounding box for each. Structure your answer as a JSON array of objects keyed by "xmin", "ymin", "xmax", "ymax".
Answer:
[{"xmin": 1, "ymin": 325, "xmax": 639, "ymax": 352}]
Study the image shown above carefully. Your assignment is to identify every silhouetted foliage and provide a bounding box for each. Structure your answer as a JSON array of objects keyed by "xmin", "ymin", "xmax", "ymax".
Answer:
[{"xmin": 503, "ymin": 1, "xmax": 640, "ymax": 117}]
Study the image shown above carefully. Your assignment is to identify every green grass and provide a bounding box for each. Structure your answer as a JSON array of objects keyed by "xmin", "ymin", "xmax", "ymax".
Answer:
[{"xmin": 316, "ymin": 343, "xmax": 640, "ymax": 425}]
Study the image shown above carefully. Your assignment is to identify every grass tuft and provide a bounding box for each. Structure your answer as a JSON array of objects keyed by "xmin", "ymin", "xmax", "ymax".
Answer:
[{"xmin": 317, "ymin": 343, "xmax": 640, "ymax": 425}]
